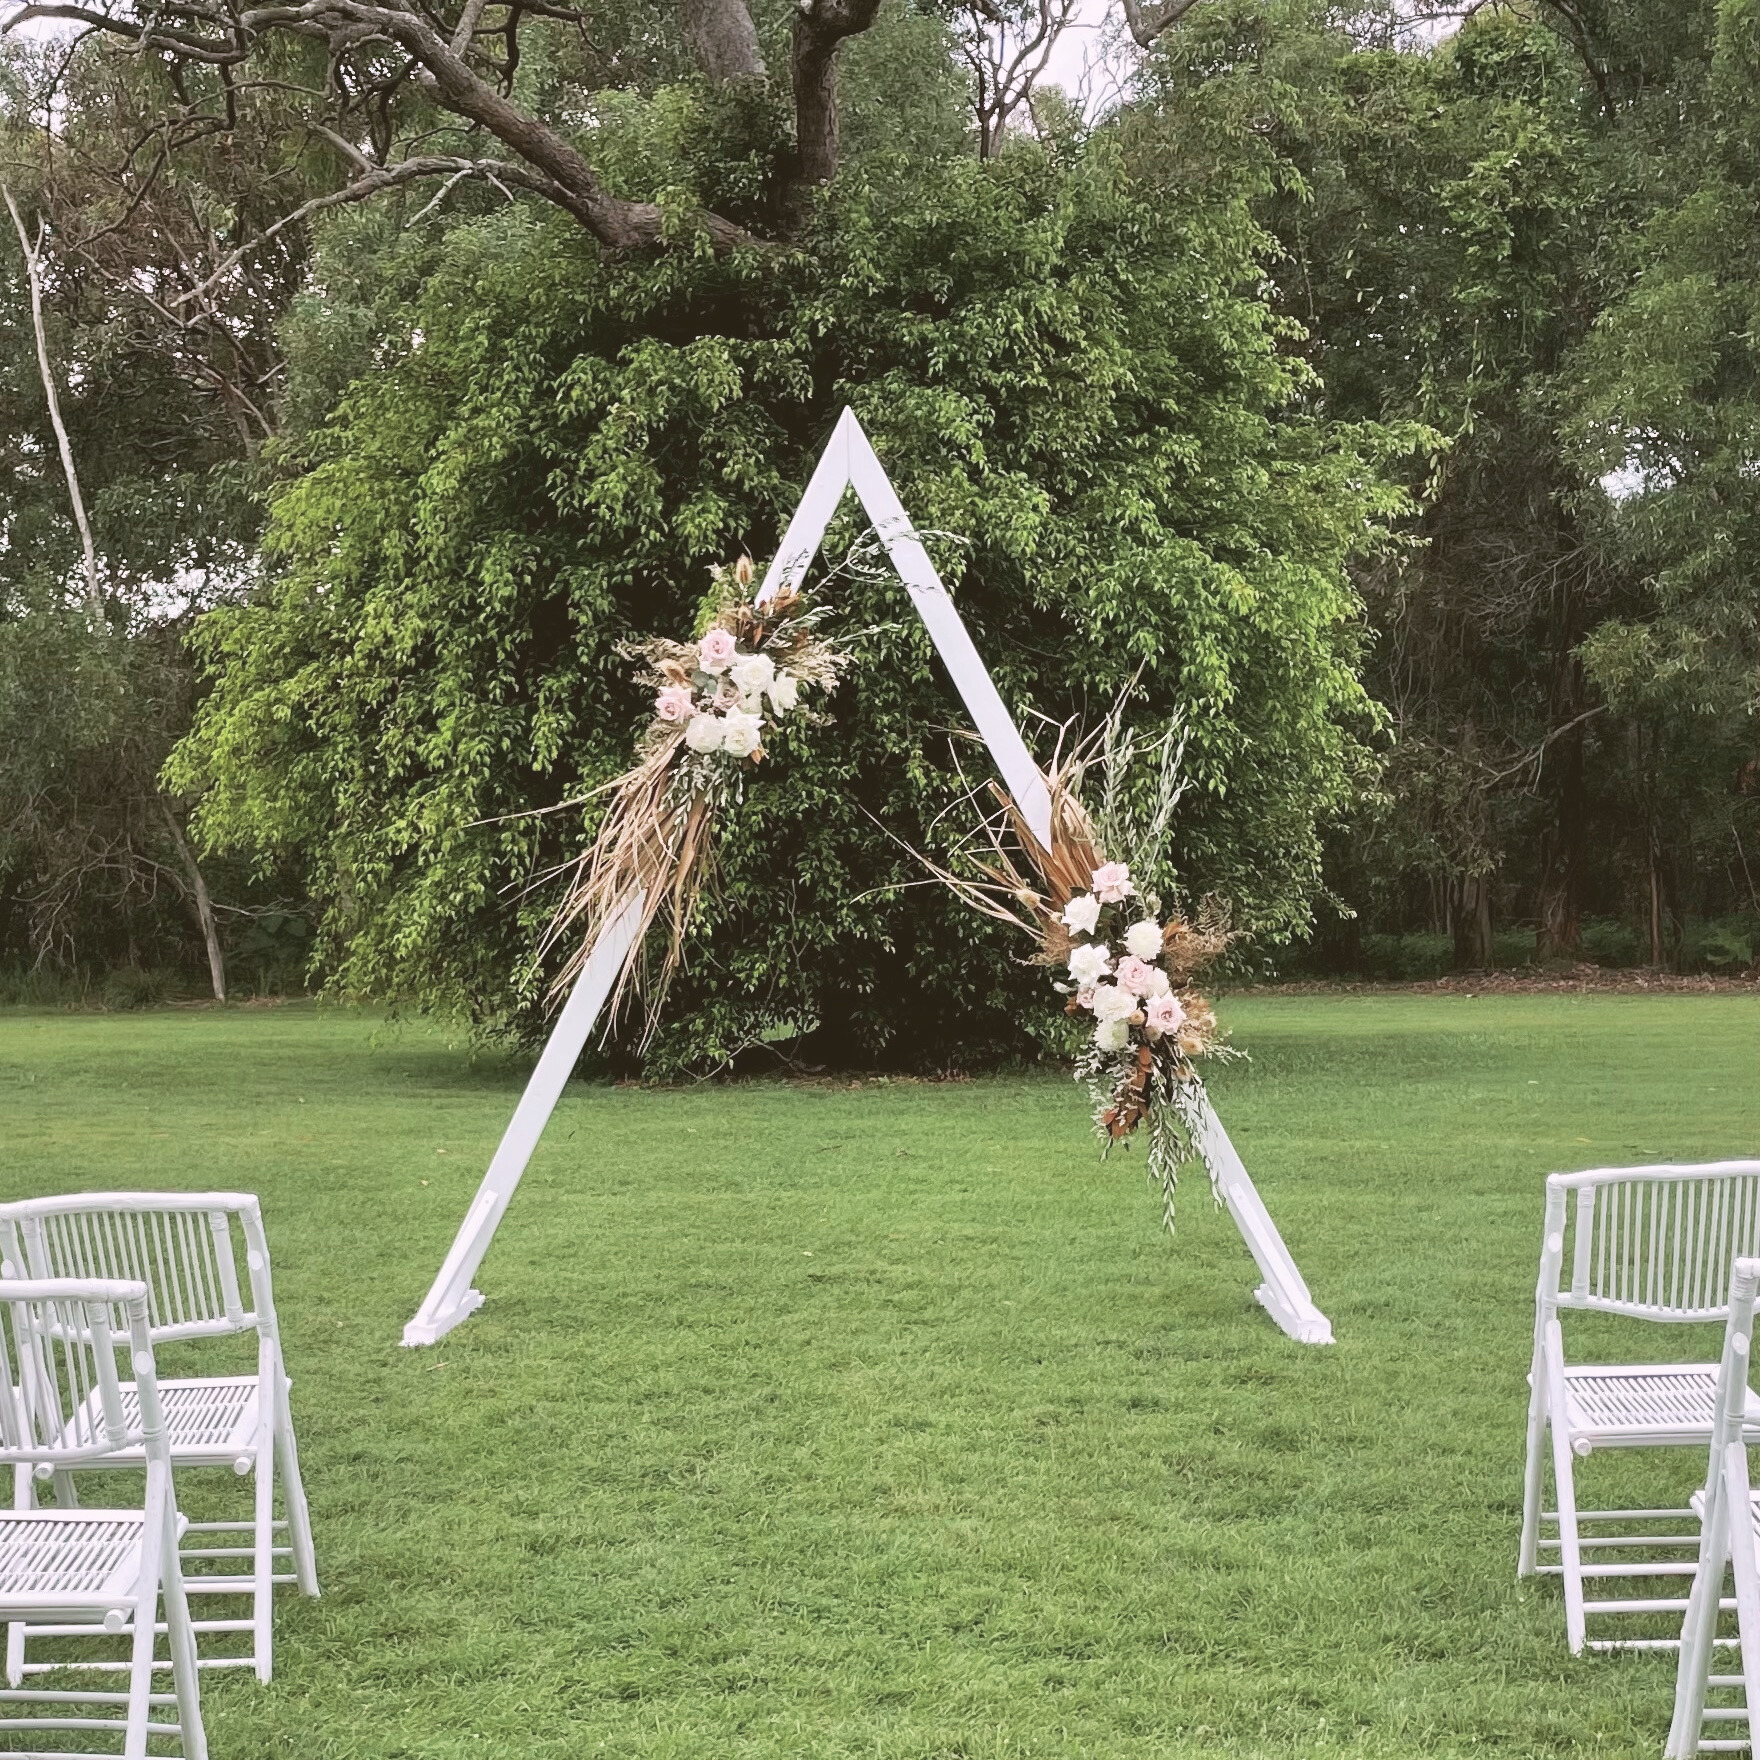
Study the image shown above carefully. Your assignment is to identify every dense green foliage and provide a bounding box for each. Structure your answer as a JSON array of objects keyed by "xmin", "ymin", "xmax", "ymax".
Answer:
[
  {"xmin": 4, "ymin": 994, "xmax": 1758, "ymax": 1753},
  {"xmin": 1152, "ymin": 0, "xmax": 1760, "ymax": 969},
  {"xmin": 8, "ymin": 0, "xmax": 1760, "ymax": 1018},
  {"xmin": 169, "ymin": 134, "xmax": 1411, "ymax": 1063}
]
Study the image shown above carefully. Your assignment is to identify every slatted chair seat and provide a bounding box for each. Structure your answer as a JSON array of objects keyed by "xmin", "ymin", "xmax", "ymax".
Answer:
[
  {"xmin": 1561, "ymin": 1364, "xmax": 1747, "ymax": 1447},
  {"xmin": 1520, "ymin": 1160, "xmax": 1760, "ymax": 1654},
  {"xmin": 0, "ymin": 1194, "xmax": 318, "ymax": 1683},
  {"xmin": 63, "ymin": 1380, "xmax": 260, "ymax": 1468},
  {"xmin": 0, "ymin": 1511, "xmax": 150, "ymax": 1624}
]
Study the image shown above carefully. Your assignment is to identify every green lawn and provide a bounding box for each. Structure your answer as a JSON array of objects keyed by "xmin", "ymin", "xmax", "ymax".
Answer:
[{"xmin": 1, "ymin": 993, "xmax": 1757, "ymax": 1758}]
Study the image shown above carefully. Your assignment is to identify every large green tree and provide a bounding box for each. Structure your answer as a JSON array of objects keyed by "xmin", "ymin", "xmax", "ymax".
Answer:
[
  {"xmin": 168, "ymin": 125, "xmax": 1413, "ymax": 1066},
  {"xmin": 1564, "ymin": 0, "xmax": 1760, "ymax": 951}
]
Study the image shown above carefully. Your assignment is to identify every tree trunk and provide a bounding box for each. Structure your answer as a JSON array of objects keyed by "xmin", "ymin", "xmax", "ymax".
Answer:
[
  {"xmin": 679, "ymin": 0, "xmax": 765, "ymax": 82},
  {"xmin": 1648, "ymin": 835, "xmax": 1668, "ymax": 971},
  {"xmin": 1535, "ymin": 704, "xmax": 1587, "ymax": 959},
  {"xmin": 159, "ymin": 797, "xmax": 227, "ymax": 1002},
  {"xmin": 1534, "ymin": 527, "xmax": 1593, "ymax": 958},
  {"xmin": 789, "ymin": 0, "xmax": 883, "ymax": 202},
  {"xmin": 1451, "ymin": 873, "xmax": 1494, "ymax": 970}
]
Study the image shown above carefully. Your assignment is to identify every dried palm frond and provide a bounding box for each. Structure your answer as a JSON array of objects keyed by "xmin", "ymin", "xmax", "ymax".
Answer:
[{"xmin": 535, "ymin": 728, "xmax": 716, "ymax": 1044}]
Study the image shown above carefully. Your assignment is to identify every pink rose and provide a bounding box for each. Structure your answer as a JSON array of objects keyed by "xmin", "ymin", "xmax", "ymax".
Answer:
[
  {"xmin": 1144, "ymin": 994, "xmax": 1185, "ymax": 1037},
  {"xmin": 1114, "ymin": 956, "xmax": 1157, "ymax": 997},
  {"xmin": 654, "ymin": 685, "xmax": 694, "ymax": 723},
  {"xmin": 1091, "ymin": 861, "xmax": 1134, "ymax": 903},
  {"xmin": 1075, "ymin": 987, "xmax": 1096, "ymax": 1010},
  {"xmin": 698, "ymin": 628, "xmax": 737, "ymax": 673}
]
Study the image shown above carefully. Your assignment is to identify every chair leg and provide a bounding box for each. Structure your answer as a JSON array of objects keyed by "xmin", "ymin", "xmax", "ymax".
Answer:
[
  {"xmin": 276, "ymin": 1396, "xmax": 319, "ymax": 1598},
  {"xmin": 124, "ymin": 1527, "xmax": 163, "ymax": 1759},
  {"xmin": 1726, "ymin": 1443, "xmax": 1760, "ymax": 1746},
  {"xmin": 252, "ymin": 1442, "xmax": 275, "ymax": 1683},
  {"xmin": 1519, "ymin": 1348, "xmax": 1547, "ymax": 1578},
  {"xmin": 161, "ymin": 1517, "xmax": 207, "ymax": 1760},
  {"xmin": 6, "ymin": 1463, "xmax": 28, "ymax": 1687},
  {"xmin": 1668, "ymin": 1457, "xmax": 1730, "ymax": 1758},
  {"xmin": 1542, "ymin": 1323, "xmax": 1588, "ymax": 1653}
]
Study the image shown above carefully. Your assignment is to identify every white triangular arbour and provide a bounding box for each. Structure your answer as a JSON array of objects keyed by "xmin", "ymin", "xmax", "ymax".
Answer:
[{"xmin": 403, "ymin": 408, "xmax": 1332, "ymax": 1348}]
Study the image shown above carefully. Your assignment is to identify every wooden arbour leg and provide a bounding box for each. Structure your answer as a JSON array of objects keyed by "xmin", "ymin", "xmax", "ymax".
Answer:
[
  {"xmin": 1190, "ymin": 1102, "xmax": 1333, "ymax": 1345},
  {"xmin": 404, "ymin": 408, "xmax": 1332, "ymax": 1348},
  {"xmin": 402, "ymin": 891, "xmax": 647, "ymax": 1346}
]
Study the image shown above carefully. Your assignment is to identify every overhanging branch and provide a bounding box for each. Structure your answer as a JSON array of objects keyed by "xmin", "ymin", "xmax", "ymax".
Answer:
[{"xmin": 1118, "ymin": 0, "xmax": 1206, "ymax": 47}]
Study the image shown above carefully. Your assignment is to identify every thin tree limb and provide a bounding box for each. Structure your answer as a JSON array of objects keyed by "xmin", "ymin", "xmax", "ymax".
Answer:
[
  {"xmin": 157, "ymin": 793, "xmax": 227, "ymax": 1001},
  {"xmin": 3, "ymin": 183, "xmax": 101, "ymax": 614},
  {"xmin": 169, "ymin": 153, "xmax": 564, "ymax": 305}
]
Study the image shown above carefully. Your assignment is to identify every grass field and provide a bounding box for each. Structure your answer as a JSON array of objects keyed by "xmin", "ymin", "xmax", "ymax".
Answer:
[{"xmin": 0, "ymin": 993, "xmax": 1757, "ymax": 1758}]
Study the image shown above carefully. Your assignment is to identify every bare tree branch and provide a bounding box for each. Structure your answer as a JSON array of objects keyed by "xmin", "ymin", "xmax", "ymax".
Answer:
[
  {"xmin": 4, "ymin": 0, "xmax": 756, "ymax": 249},
  {"xmin": 169, "ymin": 152, "xmax": 564, "ymax": 304}
]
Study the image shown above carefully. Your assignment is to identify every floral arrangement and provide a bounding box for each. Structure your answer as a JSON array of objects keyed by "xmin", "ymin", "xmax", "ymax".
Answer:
[
  {"xmin": 1055, "ymin": 860, "xmax": 1229, "ymax": 1225},
  {"xmin": 543, "ymin": 555, "xmax": 847, "ymax": 1037},
  {"xmin": 917, "ymin": 715, "xmax": 1230, "ymax": 1229},
  {"xmin": 637, "ymin": 556, "xmax": 840, "ymax": 784}
]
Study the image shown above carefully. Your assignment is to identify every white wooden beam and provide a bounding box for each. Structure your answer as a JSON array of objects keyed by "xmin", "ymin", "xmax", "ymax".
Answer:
[
  {"xmin": 1188, "ymin": 1097, "xmax": 1333, "ymax": 1345},
  {"xmin": 402, "ymin": 889, "xmax": 647, "ymax": 1346}
]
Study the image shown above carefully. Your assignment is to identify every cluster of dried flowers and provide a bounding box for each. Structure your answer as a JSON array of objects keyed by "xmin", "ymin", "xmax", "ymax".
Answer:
[
  {"xmin": 630, "ymin": 555, "xmax": 845, "ymax": 786},
  {"xmin": 542, "ymin": 557, "xmax": 847, "ymax": 1039},
  {"xmin": 917, "ymin": 719, "xmax": 1231, "ymax": 1230}
]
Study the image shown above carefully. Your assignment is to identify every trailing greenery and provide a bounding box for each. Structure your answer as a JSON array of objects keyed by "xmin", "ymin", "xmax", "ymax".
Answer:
[{"xmin": 169, "ymin": 132, "xmax": 1414, "ymax": 1065}]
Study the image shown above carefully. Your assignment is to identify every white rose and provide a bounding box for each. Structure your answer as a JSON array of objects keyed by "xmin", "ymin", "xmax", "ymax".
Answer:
[
  {"xmin": 1091, "ymin": 983, "xmax": 1136, "ymax": 1023},
  {"xmin": 767, "ymin": 672, "xmax": 799, "ymax": 714},
  {"xmin": 1061, "ymin": 893, "xmax": 1101, "ymax": 936},
  {"xmin": 1124, "ymin": 919, "xmax": 1163, "ymax": 961},
  {"xmin": 730, "ymin": 652, "xmax": 775, "ymax": 697},
  {"xmin": 1094, "ymin": 1017, "xmax": 1131, "ymax": 1052},
  {"xmin": 684, "ymin": 713, "xmax": 724, "ymax": 753},
  {"xmin": 721, "ymin": 711, "xmax": 763, "ymax": 757},
  {"xmin": 1142, "ymin": 966, "xmax": 1172, "ymax": 998},
  {"xmin": 1067, "ymin": 942, "xmax": 1111, "ymax": 987}
]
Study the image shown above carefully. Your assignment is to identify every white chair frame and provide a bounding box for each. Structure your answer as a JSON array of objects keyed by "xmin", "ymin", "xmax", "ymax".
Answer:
[
  {"xmin": 0, "ymin": 1275, "xmax": 206, "ymax": 1760},
  {"xmin": 1520, "ymin": 1161, "xmax": 1760, "ymax": 1653},
  {"xmin": 0, "ymin": 1193, "xmax": 319, "ymax": 1682},
  {"xmin": 1667, "ymin": 1255, "xmax": 1760, "ymax": 1758}
]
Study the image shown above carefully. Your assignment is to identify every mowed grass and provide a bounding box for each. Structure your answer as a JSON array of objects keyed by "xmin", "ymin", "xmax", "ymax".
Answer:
[{"xmin": 0, "ymin": 995, "xmax": 1757, "ymax": 1758}]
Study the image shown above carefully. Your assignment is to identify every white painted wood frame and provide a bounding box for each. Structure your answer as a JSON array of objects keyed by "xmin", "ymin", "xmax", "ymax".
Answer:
[{"xmin": 404, "ymin": 408, "xmax": 1332, "ymax": 1348}]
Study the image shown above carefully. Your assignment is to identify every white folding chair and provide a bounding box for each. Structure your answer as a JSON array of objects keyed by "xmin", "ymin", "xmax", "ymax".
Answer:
[
  {"xmin": 1667, "ymin": 1255, "xmax": 1760, "ymax": 1757},
  {"xmin": 0, "ymin": 1193, "xmax": 319, "ymax": 1682},
  {"xmin": 1519, "ymin": 1161, "xmax": 1760, "ymax": 1653},
  {"xmin": 0, "ymin": 1276, "xmax": 206, "ymax": 1759}
]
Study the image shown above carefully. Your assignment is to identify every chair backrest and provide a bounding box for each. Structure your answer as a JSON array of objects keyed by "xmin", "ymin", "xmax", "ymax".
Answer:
[
  {"xmin": 0, "ymin": 1277, "xmax": 167, "ymax": 1469},
  {"xmin": 1538, "ymin": 1162, "xmax": 1760, "ymax": 1324},
  {"xmin": 0, "ymin": 1193, "xmax": 277, "ymax": 1346}
]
